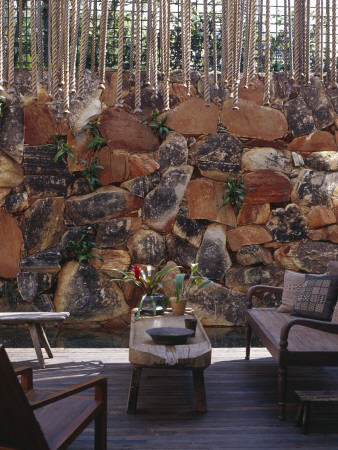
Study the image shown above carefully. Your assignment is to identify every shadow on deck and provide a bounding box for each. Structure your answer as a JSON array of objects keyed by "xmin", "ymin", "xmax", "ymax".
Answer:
[{"xmin": 6, "ymin": 348, "xmax": 338, "ymax": 449}]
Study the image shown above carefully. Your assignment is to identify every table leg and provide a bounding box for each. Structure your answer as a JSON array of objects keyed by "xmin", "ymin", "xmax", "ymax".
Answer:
[
  {"xmin": 192, "ymin": 369, "xmax": 207, "ymax": 413},
  {"xmin": 35, "ymin": 323, "xmax": 53, "ymax": 358},
  {"xmin": 28, "ymin": 323, "xmax": 45, "ymax": 369},
  {"xmin": 127, "ymin": 367, "xmax": 142, "ymax": 413}
]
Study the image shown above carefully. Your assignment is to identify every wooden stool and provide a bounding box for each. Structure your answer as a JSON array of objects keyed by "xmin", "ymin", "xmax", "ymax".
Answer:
[{"xmin": 295, "ymin": 391, "xmax": 338, "ymax": 434}]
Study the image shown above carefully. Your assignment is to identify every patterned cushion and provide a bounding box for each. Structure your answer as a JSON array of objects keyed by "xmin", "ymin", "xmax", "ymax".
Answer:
[
  {"xmin": 327, "ymin": 261, "xmax": 338, "ymax": 276},
  {"xmin": 332, "ymin": 304, "xmax": 338, "ymax": 323},
  {"xmin": 291, "ymin": 274, "xmax": 338, "ymax": 321},
  {"xmin": 277, "ymin": 271, "xmax": 306, "ymax": 313}
]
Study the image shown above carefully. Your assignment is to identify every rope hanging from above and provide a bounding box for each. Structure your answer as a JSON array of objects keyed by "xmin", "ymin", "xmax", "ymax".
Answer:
[
  {"xmin": 151, "ymin": 0, "xmax": 158, "ymax": 98},
  {"xmin": 91, "ymin": 0, "xmax": 97, "ymax": 81},
  {"xmin": 314, "ymin": 0, "xmax": 321, "ymax": 76},
  {"xmin": 304, "ymin": 0, "xmax": 311, "ymax": 85},
  {"xmin": 162, "ymin": 0, "xmax": 170, "ymax": 111},
  {"xmin": 203, "ymin": 0, "xmax": 210, "ymax": 105},
  {"xmin": 115, "ymin": 0, "xmax": 125, "ymax": 107},
  {"xmin": 326, "ymin": 0, "xmax": 331, "ymax": 83},
  {"xmin": 129, "ymin": 0, "xmax": 135, "ymax": 71},
  {"xmin": 263, "ymin": 0, "xmax": 271, "ymax": 105},
  {"xmin": 183, "ymin": 0, "xmax": 191, "ymax": 93},
  {"xmin": 98, "ymin": 0, "xmax": 109, "ymax": 89},
  {"xmin": 18, "ymin": 0, "xmax": 23, "ymax": 70},
  {"xmin": 7, "ymin": 0, "xmax": 15, "ymax": 92},
  {"xmin": 37, "ymin": 0, "xmax": 44, "ymax": 83},
  {"xmin": 47, "ymin": 0, "xmax": 52, "ymax": 94},
  {"xmin": 212, "ymin": 0, "xmax": 218, "ymax": 90},
  {"xmin": 221, "ymin": 0, "xmax": 228, "ymax": 88},
  {"xmin": 257, "ymin": 0, "xmax": 263, "ymax": 73},
  {"xmin": 146, "ymin": 0, "xmax": 152, "ymax": 85},
  {"xmin": 30, "ymin": 0, "xmax": 38, "ymax": 98},
  {"xmin": 331, "ymin": 0, "xmax": 337, "ymax": 88},
  {"xmin": 63, "ymin": 0, "xmax": 70, "ymax": 113},
  {"xmin": 134, "ymin": 0, "xmax": 142, "ymax": 112},
  {"xmin": 70, "ymin": 0, "xmax": 80, "ymax": 94},
  {"xmin": 78, "ymin": 0, "xmax": 92, "ymax": 98},
  {"xmin": 51, "ymin": 0, "xmax": 59, "ymax": 99}
]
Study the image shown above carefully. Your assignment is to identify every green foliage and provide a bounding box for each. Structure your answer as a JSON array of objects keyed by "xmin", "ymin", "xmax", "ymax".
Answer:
[
  {"xmin": 0, "ymin": 96, "xmax": 7, "ymax": 117},
  {"xmin": 47, "ymin": 134, "xmax": 75, "ymax": 164},
  {"xmin": 0, "ymin": 282, "xmax": 18, "ymax": 305},
  {"xmin": 173, "ymin": 263, "xmax": 212, "ymax": 303},
  {"xmin": 80, "ymin": 154, "xmax": 104, "ymax": 192},
  {"xmin": 147, "ymin": 110, "xmax": 171, "ymax": 139},
  {"xmin": 220, "ymin": 175, "xmax": 256, "ymax": 210},
  {"xmin": 67, "ymin": 233, "xmax": 103, "ymax": 264},
  {"xmin": 81, "ymin": 122, "xmax": 107, "ymax": 152}
]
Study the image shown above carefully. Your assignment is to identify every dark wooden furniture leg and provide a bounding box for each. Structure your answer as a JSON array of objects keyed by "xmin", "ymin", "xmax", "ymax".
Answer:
[
  {"xmin": 302, "ymin": 402, "xmax": 310, "ymax": 434},
  {"xmin": 35, "ymin": 323, "xmax": 53, "ymax": 358},
  {"xmin": 245, "ymin": 322, "xmax": 252, "ymax": 360},
  {"xmin": 192, "ymin": 369, "xmax": 207, "ymax": 413},
  {"xmin": 127, "ymin": 367, "xmax": 142, "ymax": 413},
  {"xmin": 278, "ymin": 365, "xmax": 287, "ymax": 421},
  {"xmin": 28, "ymin": 323, "xmax": 45, "ymax": 369},
  {"xmin": 95, "ymin": 380, "xmax": 108, "ymax": 450}
]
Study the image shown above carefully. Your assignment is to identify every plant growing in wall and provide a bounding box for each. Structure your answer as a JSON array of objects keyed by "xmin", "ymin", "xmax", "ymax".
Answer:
[
  {"xmin": 219, "ymin": 175, "xmax": 256, "ymax": 210},
  {"xmin": 146, "ymin": 110, "xmax": 171, "ymax": 140},
  {"xmin": 47, "ymin": 134, "xmax": 75, "ymax": 163},
  {"xmin": 81, "ymin": 122, "xmax": 107, "ymax": 152},
  {"xmin": 67, "ymin": 233, "xmax": 103, "ymax": 264},
  {"xmin": 80, "ymin": 154, "xmax": 104, "ymax": 192}
]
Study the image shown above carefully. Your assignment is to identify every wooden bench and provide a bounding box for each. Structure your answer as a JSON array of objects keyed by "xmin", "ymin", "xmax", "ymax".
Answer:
[
  {"xmin": 245, "ymin": 285, "xmax": 338, "ymax": 421},
  {"xmin": 0, "ymin": 312, "xmax": 70, "ymax": 369}
]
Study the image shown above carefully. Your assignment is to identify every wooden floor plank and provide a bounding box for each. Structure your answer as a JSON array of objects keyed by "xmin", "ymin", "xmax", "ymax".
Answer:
[{"xmin": 6, "ymin": 347, "xmax": 338, "ymax": 449}]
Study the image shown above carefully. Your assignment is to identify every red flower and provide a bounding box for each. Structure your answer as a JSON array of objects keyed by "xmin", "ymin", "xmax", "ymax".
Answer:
[{"xmin": 131, "ymin": 264, "xmax": 142, "ymax": 281}]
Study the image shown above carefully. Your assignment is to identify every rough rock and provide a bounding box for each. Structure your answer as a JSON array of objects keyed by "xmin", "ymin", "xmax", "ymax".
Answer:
[
  {"xmin": 24, "ymin": 103, "xmax": 58, "ymax": 145},
  {"xmin": 244, "ymin": 138, "xmax": 287, "ymax": 150},
  {"xmin": 0, "ymin": 105, "xmax": 24, "ymax": 163},
  {"xmin": 68, "ymin": 177, "xmax": 91, "ymax": 196},
  {"xmin": 163, "ymin": 98, "xmax": 219, "ymax": 136},
  {"xmin": 300, "ymin": 77, "xmax": 336, "ymax": 129},
  {"xmin": 23, "ymin": 197, "xmax": 65, "ymax": 253},
  {"xmin": 59, "ymin": 225, "xmax": 97, "ymax": 260},
  {"xmin": 97, "ymin": 148, "xmax": 130, "ymax": 185},
  {"xmin": 0, "ymin": 210, "xmax": 22, "ymax": 278},
  {"xmin": 142, "ymin": 165, "xmax": 193, "ymax": 232},
  {"xmin": 266, "ymin": 204, "xmax": 308, "ymax": 242},
  {"xmin": 127, "ymin": 229, "xmax": 166, "ymax": 265},
  {"xmin": 270, "ymin": 72, "xmax": 295, "ymax": 102},
  {"xmin": 291, "ymin": 169, "xmax": 338, "ymax": 207},
  {"xmin": 23, "ymin": 145, "xmax": 68, "ymax": 175},
  {"xmin": 129, "ymin": 153, "xmax": 160, "ymax": 178},
  {"xmin": 196, "ymin": 224, "xmax": 231, "ymax": 281},
  {"xmin": 24, "ymin": 174, "xmax": 74, "ymax": 198},
  {"xmin": 170, "ymin": 82, "xmax": 197, "ymax": 103},
  {"xmin": 308, "ymin": 225, "xmax": 338, "ymax": 243},
  {"xmin": 54, "ymin": 261, "xmax": 129, "ymax": 323},
  {"xmin": 238, "ymin": 75, "xmax": 264, "ymax": 105},
  {"xmin": 122, "ymin": 86, "xmax": 170, "ymax": 122},
  {"xmin": 288, "ymin": 130, "xmax": 337, "ymax": 152},
  {"xmin": 237, "ymin": 204, "xmax": 270, "ymax": 226},
  {"xmin": 102, "ymin": 70, "xmax": 130, "ymax": 107},
  {"xmin": 172, "ymin": 215, "xmax": 205, "ymax": 248},
  {"xmin": 157, "ymin": 132, "xmax": 188, "ymax": 173},
  {"xmin": 242, "ymin": 147, "xmax": 293, "ymax": 174},
  {"xmin": 90, "ymin": 249, "xmax": 131, "ymax": 277},
  {"xmin": 98, "ymin": 107, "xmax": 159, "ymax": 152},
  {"xmin": 274, "ymin": 241, "xmax": 338, "ymax": 273},
  {"xmin": 0, "ymin": 188, "xmax": 10, "ymax": 207},
  {"xmin": 308, "ymin": 205, "xmax": 336, "ymax": 229},
  {"xmin": 188, "ymin": 283, "xmax": 247, "ymax": 326},
  {"xmin": 95, "ymin": 217, "xmax": 142, "ymax": 248},
  {"xmin": 20, "ymin": 248, "xmax": 61, "ymax": 273},
  {"xmin": 284, "ymin": 97, "xmax": 316, "ymax": 138},
  {"xmin": 72, "ymin": 88, "xmax": 103, "ymax": 133},
  {"xmin": 225, "ymin": 264, "xmax": 284, "ymax": 293},
  {"xmin": 3, "ymin": 192, "xmax": 29, "ymax": 213},
  {"xmin": 161, "ymin": 261, "xmax": 182, "ymax": 297},
  {"xmin": 305, "ymin": 152, "xmax": 338, "ymax": 172},
  {"xmin": 66, "ymin": 186, "xmax": 143, "ymax": 225},
  {"xmin": 236, "ymin": 245, "xmax": 273, "ymax": 266},
  {"xmin": 66, "ymin": 130, "xmax": 92, "ymax": 172},
  {"xmin": 0, "ymin": 151, "xmax": 24, "ymax": 188},
  {"xmin": 166, "ymin": 234, "xmax": 198, "ymax": 268},
  {"xmin": 185, "ymin": 178, "xmax": 237, "ymax": 226},
  {"xmin": 220, "ymin": 99, "xmax": 288, "ymax": 140},
  {"xmin": 332, "ymin": 199, "xmax": 338, "ymax": 222},
  {"xmin": 243, "ymin": 170, "xmax": 292, "ymax": 205},
  {"xmin": 196, "ymin": 73, "xmax": 226, "ymax": 102},
  {"xmin": 17, "ymin": 272, "xmax": 55, "ymax": 302},
  {"xmin": 121, "ymin": 172, "xmax": 160, "ymax": 198},
  {"xmin": 227, "ymin": 225, "xmax": 272, "ymax": 251},
  {"xmin": 189, "ymin": 133, "xmax": 243, "ymax": 181}
]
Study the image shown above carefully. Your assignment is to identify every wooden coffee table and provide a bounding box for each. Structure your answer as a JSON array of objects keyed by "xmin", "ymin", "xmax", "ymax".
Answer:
[{"xmin": 127, "ymin": 308, "xmax": 212, "ymax": 413}]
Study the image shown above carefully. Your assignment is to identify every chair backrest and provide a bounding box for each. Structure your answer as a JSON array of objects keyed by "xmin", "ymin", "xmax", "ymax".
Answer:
[{"xmin": 0, "ymin": 345, "xmax": 49, "ymax": 450}]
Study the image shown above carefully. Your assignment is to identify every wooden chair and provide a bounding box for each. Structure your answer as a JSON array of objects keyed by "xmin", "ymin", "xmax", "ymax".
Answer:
[{"xmin": 0, "ymin": 345, "xmax": 107, "ymax": 449}]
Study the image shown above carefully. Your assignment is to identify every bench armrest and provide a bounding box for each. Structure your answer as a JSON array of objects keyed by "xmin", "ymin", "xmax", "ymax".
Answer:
[
  {"xmin": 15, "ymin": 366, "xmax": 33, "ymax": 391},
  {"xmin": 246, "ymin": 285, "xmax": 284, "ymax": 309},
  {"xmin": 280, "ymin": 318, "xmax": 338, "ymax": 350}
]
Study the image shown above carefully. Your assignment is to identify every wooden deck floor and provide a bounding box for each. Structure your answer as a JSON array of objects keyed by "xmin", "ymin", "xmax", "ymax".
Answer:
[{"xmin": 6, "ymin": 347, "xmax": 338, "ymax": 449}]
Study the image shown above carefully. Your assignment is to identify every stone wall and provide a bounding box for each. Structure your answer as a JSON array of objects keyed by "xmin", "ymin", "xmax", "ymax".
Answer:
[{"xmin": 0, "ymin": 69, "xmax": 338, "ymax": 328}]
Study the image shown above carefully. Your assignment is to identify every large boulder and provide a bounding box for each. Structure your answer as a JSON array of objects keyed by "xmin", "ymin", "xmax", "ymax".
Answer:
[
  {"xmin": 127, "ymin": 229, "xmax": 166, "ymax": 265},
  {"xmin": 142, "ymin": 165, "xmax": 193, "ymax": 232},
  {"xmin": 121, "ymin": 172, "xmax": 160, "ymax": 198},
  {"xmin": 95, "ymin": 217, "xmax": 142, "ymax": 248},
  {"xmin": 24, "ymin": 173, "xmax": 74, "ymax": 198},
  {"xmin": 20, "ymin": 248, "xmax": 61, "ymax": 273},
  {"xmin": 157, "ymin": 132, "xmax": 188, "ymax": 173},
  {"xmin": 220, "ymin": 99, "xmax": 288, "ymax": 140},
  {"xmin": 66, "ymin": 186, "xmax": 143, "ymax": 225},
  {"xmin": 237, "ymin": 204, "xmax": 270, "ymax": 226},
  {"xmin": 227, "ymin": 225, "xmax": 272, "ymax": 251},
  {"xmin": 24, "ymin": 103, "xmax": 58, "ymax": 145},
  {"xmin": 129, "ymin": 153, "xmax": 160, "ymax": 178},
  {"xmin": 0, "ymin": 151, "xmax": 24, "ymax": 188},
  {"xmin": 96, "ymin": 148, "xmax": 130, "ymax": 185},
  {"xmin": 225, "ymin": 264, "xmax": 284, "ymax": 293},
  {"xmin": 172, "ymin": 215, "xmax": 205, "ymax": 248},
  {"xmin": 242, "ymin": 148, "xmax": 293, "ymax": 174},
  {"xmin": 243, "ymin": 170, "xmax": 292, "ymax": 205},
  {"xmin": 90, "ymin": 249, "xmax": 131, "ymax": 277},
  {"xmin": 304, "ymin": 152, "xmax": 338, "ymax": 172},
  {"xmin": 0, "ymin": 105, "xmax": 24, "ymax": 163},
  {"xmin": 308, "ymin": 205, "xmax": 336, "ymax": 229},
  {"xmin": 284, "ymin": 97, "xmax": 316, "ymax": 138},
  {"xmin": 17, "ymin": 272, "xmax": 55, "ymax": 302},
  {"xmin": 189, "ymin": 133, "xmax": 243, "ymax": 181},
  {"xmin": 291, "ymin": 169, "xmax": 338, "ymax": 208},
  {"xmin": 23, "ymin": 145, "xmax": 68, "ymax": 175},
  {"xmin": 236, "ymin": 244, "xmax": 273, "ymax": 266},
  {"xmin": 266, "ymin": 204, "xmax": 308, "ymax": 242},
  {"xmin": 166, "ymin": 234, "xmax": 198, "ymax": 268},
  {"xmin": 0, "ymin": 210, "xmax": 22, "ymax": 278},
  {"xmin": 308, "ymin": 225, "xmax": 338, "ymax": 243},
  {"xmin": 288, "ymin": 130, "xmax": 337, "ymax": 152},
  {"xmin": 54, "ymin": 261, "xmax": 129, "ymax": 323}
]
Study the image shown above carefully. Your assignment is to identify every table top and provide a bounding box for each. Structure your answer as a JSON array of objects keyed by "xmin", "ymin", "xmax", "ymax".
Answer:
[{"xmin": 129, "ymin": 308, "xmax": 212, "ymax": 368}]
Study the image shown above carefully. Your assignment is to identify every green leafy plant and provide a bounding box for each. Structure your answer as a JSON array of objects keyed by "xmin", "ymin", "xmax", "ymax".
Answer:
[
  {"xmin": 173, "ymin": 263, "xmax": 212, "ymax": 303},
  {"xmin": 219, "ymin": 175, "xmax": 256, "ymax": 210},
  {"xmin": 80, "ymin": 154, "xmax": 104, "ymax": 192},
  {"xmin": 47, "ymin": 134, "xmax": 75, "ymax": 164},
  {"xmin": 67, "ymin": 233, "xmax": 103, "ymax": 264},
  {"xmin": 0, "ymin": 96, "xmax": 7, "ymax": 117},
  {"xmin": 147, "ymin": 110, "xmax": 171, "ymax": 139},
  {"xmin": 81, "ymin": 122, "xmax": 107, "ymax": 152},
  {"xmin": 0, "ymin": 281, "xmax": 18, "ymax": 305}
]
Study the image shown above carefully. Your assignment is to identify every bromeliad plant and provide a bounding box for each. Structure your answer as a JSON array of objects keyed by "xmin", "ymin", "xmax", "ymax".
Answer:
[
  {"xmin": 112, "ymin": 261, "xmax": 178, "ymax": 319},
  {"xmin": 47, "ymin": 134, "xmax": 75, "ymax": 164},
  {"xmin": 81, "ymin": 122, "xmax": 107, "ymax": 152},
  {"xmin": 67, "ymin": 233, "xmax": 103, "ymax": 264},
  {"xmin": 172, "ymin": 263, "xmax": 212, "ymax": 303},
  {"xmin": 219, "ymin": 175, "xmax": 256, "ymax": 210},
  {"xmin": 80, "ymin": 155, "xmax": 104, "ymax": 192},
  {"xmin": 147, "ymin": 110, "xmax": 171, "ymax": 140}
]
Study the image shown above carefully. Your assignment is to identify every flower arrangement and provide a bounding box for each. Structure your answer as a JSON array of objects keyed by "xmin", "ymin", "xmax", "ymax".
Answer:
[
  {"xmin": 172, "ymin": 263, "xmax": 212, "ymax": 303},
  {"xmin": 112, "ymin": 261, "xmax": 178, "ymax": 319}
]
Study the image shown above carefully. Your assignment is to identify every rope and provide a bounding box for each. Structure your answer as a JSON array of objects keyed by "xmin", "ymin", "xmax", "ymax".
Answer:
[
  {"xmin": 283, "ymin": 0, "xmax": 288, "ymax": 75},
  {"xmin": 294, "ymin": 0, "xmax": 301, "ymax": 85},
  {"xmin": 18, "ymin": 0, "xmax": 23, "ymax": 70},
  {"xmin": 203, "ymin": 0, "xmax": 210, "ymax": 105},
  {"xmin": 243, "ymin": 0, "xmax": 251, "ymax": 87},
  {"xmin": 212, "ymin": 0, "xmax": 218, "ymax": 89},
  {"xmin": 115, "ymin": 0, "xmax": 125, "ymax": 106},
  {"xmin": 331, "ymin": 0, "xmax": 337, "ymax": 87},
  {"xmin": 151, "ymin": 0, "xmax": 158, "ymax": 98},
  {"xmin": 184, "ymin": 0, "xmax": 191, "ymax": 93},
  {"xmin": 37, "ymin": 0, "xmax": 43, "ymax": 83},
  {"xmin": 57, "ymin": 0, "xmax": 63, "ymax": 82},
  {"xmin": 98, "ymin": 0, "xmax": 108, "ymax": 89},
  {"xmin": 47, "ymin": 0, "xmax": 52, "ymax": 94},
  {"xmin": 248, "ymin": 0, "xmax": 256, "ymax": 85},
  {"xmin": 305, "ymin": 0, "xmax": 311, "ymax": 85},
  {"xmin": 299, "ymin": 0, "xmax": 305, "ymax": 81},
  {"xmin": 78, "ymin": 0, "xmax": 92, "ymax": 98},
  {"xmin": 146, "ymin": 0, "xmax": 152, "ymax": 85},
  {"xmin": 315, "ymin": 0, "xmax": 321, "ymax": 75},
  {"xmin": 134, "ymin": 0, "xmax": 142, "ymax": 112},
  {"xmin": 320, "ymin": 0, "xmax": 324, "ymax": 80},
  {"xmin": 326, "ymin": 0, "xmax": 331, "ymax": 82},
  {"xmin": 257, "ymin": 0, "xmax": 263, "ymax": 72},
  {"xmin": 51, "ymin": 0, "xmax": 59, "ymax": 99},
  {"xmin": 91, "ymin": 0, "xmax": 97, "ymax": 80},
  {"xmin": 288, "ymin": 0, "xmax": 293, "ymax": 78},
  {"xmin": 227, "ymin": 0, "xmax": 234, "ymax": 93},
  {"xmin": 221, "ymin": 0, "xmax": 228, "ymax": 87},
  {"xmin": 263, "ymin": 0, "xmax": 271, "ymax": 105},
  {"xmin": 163, "ymin": 0, "xmax": 170, "ymax": 110},
  {"xmin": 63, "ymin": 0, "xmax": 70, "ymax": 113},
  {"xmin": 1, "ymin": 0, "xmax": 6, "ymax": 82},
  {"xmin": 129, "ymin": 0, "xmax": 135, "ymax": 70},
  {"xmin": 30, "ymin": 0, "xmax": 38, "ymax": 98},
  {"xmin": 233, "ymin": 0, "xmax": 241, "ymax": 109},
  {"xmin": 0, "ymin": 0, "xmax": 4, "ymax": 90},
  {"xmin": 7, "ymin": 0, "xmax": 15, "ymax": 92},
  {"xmin": 70, "ymin": 0, "xmax": 80, "ymax": 93},
  {"xmin": 181, "ymin": 0, "xmax": 185, "ymax": 85}
]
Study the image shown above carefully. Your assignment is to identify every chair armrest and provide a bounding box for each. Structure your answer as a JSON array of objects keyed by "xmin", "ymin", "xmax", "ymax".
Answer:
[
  {"xmin": 15, "ymin": 366, "xmax": 33, "ymax": 391},
  {"xmin": 30, "ymin": 376, "xmax": 107, "ymax": 410},
  {"xmin": 246, "ymin": 285, "xmax": 284, "ymax": 308},
  {"xmin": 280, "ymin": 318, "xmax": 338, "ymax": 350}
]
